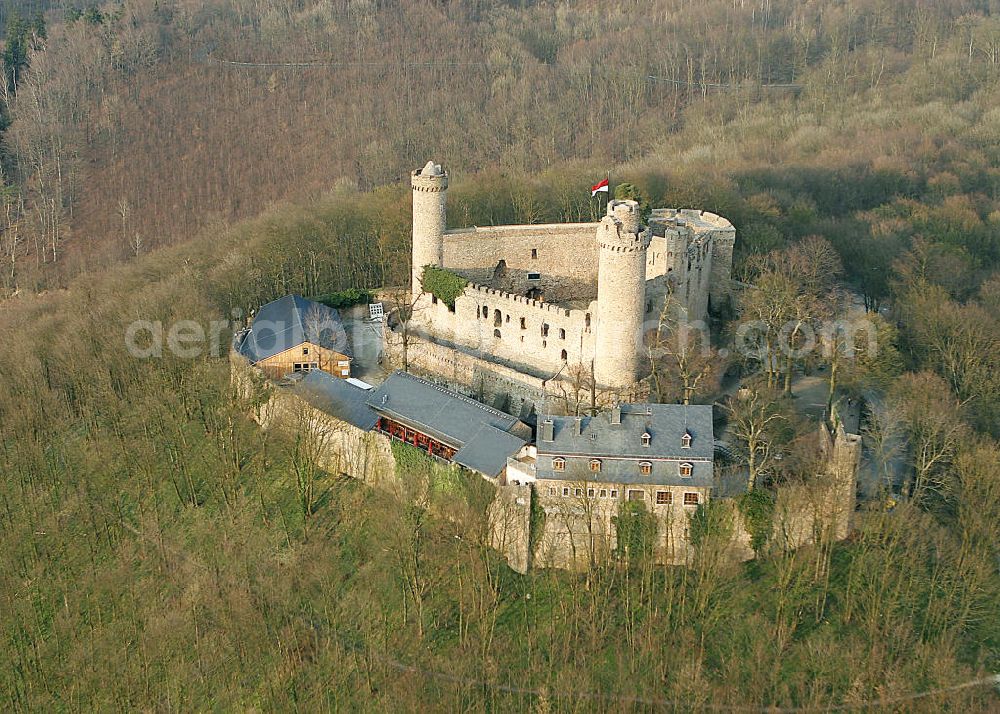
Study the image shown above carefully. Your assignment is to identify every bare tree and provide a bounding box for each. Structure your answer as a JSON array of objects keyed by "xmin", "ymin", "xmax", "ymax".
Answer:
[{"xmin": 727, "ymin": 388, "xmax": 786, "ymax": 491}]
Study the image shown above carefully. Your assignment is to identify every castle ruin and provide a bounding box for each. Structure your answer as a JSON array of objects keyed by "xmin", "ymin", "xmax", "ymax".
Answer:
[{"xmin": 400, "ymin": 161, "xmax": 736, "ymax": 404}]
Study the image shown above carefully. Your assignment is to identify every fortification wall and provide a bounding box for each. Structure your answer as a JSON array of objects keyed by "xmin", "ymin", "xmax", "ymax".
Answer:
[
  {"xmin": 411, "ymin": 281, "xmax": 598, "ymax": 379},
  {"xmin": 229, "ymin": 350, "xmax": 399, "ymax": 490},
  {"xmin": 443, "ymin": 223, "xmax": 599, "ymax": 283},
  {"xmin": 531, "ymin": 481, "xmax": 709, "ymax": 569}
]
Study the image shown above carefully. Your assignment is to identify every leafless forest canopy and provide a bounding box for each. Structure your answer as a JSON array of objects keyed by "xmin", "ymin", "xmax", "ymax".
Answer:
[{"xmin": 0, "ymin": 0, "xmax": 999, "ymax": 710}]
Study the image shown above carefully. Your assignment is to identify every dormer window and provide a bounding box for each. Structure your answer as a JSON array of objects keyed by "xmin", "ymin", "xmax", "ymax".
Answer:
[
  {"xmin": 553, "ymin": 457, "xmax": 565, "ymax": 472},
  {"xmin": 679, "ymin": 462, "xmax": 693, "ymax": 478},
  {"xmin": 589, "ymin": 459, "xmax": 602, "ymax": 473},
  {"xmin": 681, "ymin": 431, "xmax": 692, "ymax": 449},
  {"xmin": 641, "ymin": 432, "xmax": 651, "ymax": 447},
  {"xmin": 639, "ymin": 461, "xmax": 652, "ymax": 475}
]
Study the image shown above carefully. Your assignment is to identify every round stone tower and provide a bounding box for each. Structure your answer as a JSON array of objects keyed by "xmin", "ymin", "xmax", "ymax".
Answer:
[
  {"xmin": 594, "ymin": 199, "xmax": 651, "ymax": 390},
  {"xmin": 410, "ymin": 160, "xmax": 448, "ymax": 296}
]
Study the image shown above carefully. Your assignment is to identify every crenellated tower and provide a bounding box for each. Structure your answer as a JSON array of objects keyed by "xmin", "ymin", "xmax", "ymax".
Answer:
[
  {"xmin": 410, "ymin": 160, "xmax": 448, "ymax": 296},
  {"xmin": 593, "ymin": 199, "xmax": 651, "ymax": 390}
]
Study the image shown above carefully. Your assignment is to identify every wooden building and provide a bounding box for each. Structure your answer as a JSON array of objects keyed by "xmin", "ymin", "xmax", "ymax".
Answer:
[{"xmin": 236, "ymin": 295, "xmax": 352, "ymax": 380}]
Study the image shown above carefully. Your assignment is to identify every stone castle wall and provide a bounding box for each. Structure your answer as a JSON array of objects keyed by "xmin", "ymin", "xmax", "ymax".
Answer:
[
  {"xmin": 443, "ymin": 223, "xmax": 599, "ymax": 285},
  {"xmin": 531, "ymin": 480, "xmax": 710, "ymax": 569},
  {"xmin": 410, "ymin": 281, "xmax": 597, "ymax": 382}
]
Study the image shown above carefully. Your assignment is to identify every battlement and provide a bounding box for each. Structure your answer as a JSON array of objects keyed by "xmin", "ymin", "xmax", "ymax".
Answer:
[
  {"xmin": 466, "ymin": 282, "xmax": 581, "ymax": 318},
  {"xmin": 445, "ymin": 222, "xmax": 596, "ymax": 236},
  {"xmin": 650, "ymin": 208, "xmax": 735, "ymax": 233},
  {"xmin": 411, "ymin": 160, "xmax": 449, "ymax": 192}
]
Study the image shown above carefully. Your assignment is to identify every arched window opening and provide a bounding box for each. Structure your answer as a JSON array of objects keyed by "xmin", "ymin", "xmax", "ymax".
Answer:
[
  {"xmin": 494, "ymin": 309, "xmax": 502, "ymax": 327},
  {"xmin": 560, "ymin": 349, "xmax": 568, "ymax": 361},
  {"xmin": 493, "ymin": 329, "xmax": 501, "ymax": 339}
]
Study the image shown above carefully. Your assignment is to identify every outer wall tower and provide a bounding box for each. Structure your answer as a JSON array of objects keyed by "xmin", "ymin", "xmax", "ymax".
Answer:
[
  {"xmin": 411, "ymin": 161, "xmax": 448, "ymax": 296},
  {"xmin": 594, "ymin": 200, "xmax": 651, "ymax": 390}
]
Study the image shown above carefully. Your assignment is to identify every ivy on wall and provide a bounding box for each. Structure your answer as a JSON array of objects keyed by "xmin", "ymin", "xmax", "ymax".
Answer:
[
  {"xmin": 737, "ymin": 488, "xmax": 775, "ymax": 555},
  {"xmin": 421, "ymin": 265, "xmax": 467, "ymax": 309}
]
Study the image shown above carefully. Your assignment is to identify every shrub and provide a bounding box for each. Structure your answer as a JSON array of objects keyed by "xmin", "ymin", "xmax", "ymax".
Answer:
[
  {"xmin": 312, "ymin": 288, "xmax": 373, "ymax": 310},
  {"xmin": 421, "ymin": 265, "xmax": 467, "ymax": 308}
]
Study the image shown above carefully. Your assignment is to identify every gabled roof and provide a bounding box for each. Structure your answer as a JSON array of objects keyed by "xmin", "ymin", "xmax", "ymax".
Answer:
[
  {"xmin": 236, "ymin": 294, "xmax": 350, "ymax": 363},
  {"xmin": 290, "ymin": 370, "xmax": 378, "ymax": 431},
  {"xmin": 534, "ymin": 403, "xmax": 715, "ymax": 487},
  {"xmin": 366, "ymin": 371, "xmax": 530, "ymax": 477},
  {"xmin": 536, "ymin": 403, "xmax": 714, "ymax": 460}
]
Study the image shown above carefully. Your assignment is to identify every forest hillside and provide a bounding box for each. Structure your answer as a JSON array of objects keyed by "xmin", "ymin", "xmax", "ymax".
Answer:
[{"xmin": 0, "ymin": 0, "xmax": 998, "ymax": 710}]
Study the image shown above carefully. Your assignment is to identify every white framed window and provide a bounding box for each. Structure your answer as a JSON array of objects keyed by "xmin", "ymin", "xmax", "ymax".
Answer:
[
  {"xmin": 589, "ymin": 459, "xmax": 602, "ymax": 473},
  {"xmin": 656, "ymin": 491, "xmax": 671, "ymax": 505},
  {"xmin": 639, "ymin": 461, "xmax": 652, "ymax": 475},
  {"xmin": 681, "ymin": 431, "xmax": 692, "ymax": 449},
  {"xmin": 628, "ymin": 489, "xmax": 645, "ymax": 501},
  {"xmin": 610, "ymin": 489, "xmax": 619, "ymax": 498},
  {"xmin": 683, "ymin": 492, "xmax": 699, "ymax": 506},
  {"xmin": 679, "ymin": 462, "xmax": 693, "ymax": 478},
  {"xmin": 562, "ymin": 487, "xmax": 570, "ymax": 497},
  {"xmin": 641, "ymin": 432, "xmax": 651, "ymax": 447},
  {"xmin": 553, "ymin": 457, "xmax": 566, "ymax": 472}
]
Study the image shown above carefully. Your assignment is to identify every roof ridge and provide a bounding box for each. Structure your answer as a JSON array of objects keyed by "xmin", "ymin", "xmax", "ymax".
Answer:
[{"xmin": 391, "ymin": 371, "xmax": 514, "ymax": 423}]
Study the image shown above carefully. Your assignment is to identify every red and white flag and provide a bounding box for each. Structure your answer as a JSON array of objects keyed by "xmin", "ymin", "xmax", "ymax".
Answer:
[{"xmin": 591, "ymin": 178, "xmax": 609, "ymax": 197}]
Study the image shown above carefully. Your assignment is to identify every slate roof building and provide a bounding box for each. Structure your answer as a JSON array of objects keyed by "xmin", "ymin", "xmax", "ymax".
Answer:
[
  {"xmin": 235, "ymin": 294, "xmax": 352, "ymax": 380},
  {"xmin": 285, "ymin": 369, "xmax": 531, "ymax": 480},
  {"xmin": 367, "ymin": 371, "xmax": 531, "ymax": 478},
  {"xmin": 521, "ymin": 403, "xmax": 716, "ymax": 509}
]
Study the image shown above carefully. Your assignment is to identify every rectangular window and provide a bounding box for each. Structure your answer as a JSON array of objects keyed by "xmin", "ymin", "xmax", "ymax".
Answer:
[
  {"xmin": 628, "ymin": 489, "xmax": 645, "ymax": 501},
  {"xmin": 558, "ymin": 328, "xmax": 566, "ymax": 340},
  {"xmin": 541, "ymin": 323, "xmax": 549, "ymax": 337},
  {"xmin": 683, "ymin": 492, "xmax": 699, "ymax": 506},
  {"xmin": 527, "ymin": 272, "xmax": 541, "ymax": 281},
  {"xmin": 656, "ymin": 491, "xmax": 671, "ymax": 505},
  {"xmin": 302, "ymin": 347, "xmax": 309, "ymax": 355},
  {"xmin": 574, "ymin": 488, "xmax": 583, "ymax": 497},
  {"xmin": 610, "ymin": 489, "xmax": 619, "ymax": 498},
  {"xmin": 587, "ymin": 488, "xmax": 595, "ymax": 498},
  {"xmin": 599, "ymin": 489, "xmax": 607, "ymax": 498},
  {"xmin": 548, "ymin": 487, "xmax": 556, "ymax": 496},
  {"xmin": 338, "ymin": 360, "xmax": 349, "ymax": 367},
  {"xmin": 531, "ymin": 248, "xmax": 538, "ymax": 259},
  {"xmin": 562, "ymin": 487, "xmax": 570, "ymax": 497},
  {"xmin": 310, "ymin": 362, "xmax": 319, "ymax": 369}
]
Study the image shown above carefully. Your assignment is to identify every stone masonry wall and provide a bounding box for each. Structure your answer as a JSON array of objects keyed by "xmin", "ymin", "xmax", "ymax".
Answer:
[
  {"xmin": 410, "ymin": 282, "xmax": 598, "ymax": 381},
  {"xmin": 443, "ymin": 224, "xmax": 599, "ymax": 283}
]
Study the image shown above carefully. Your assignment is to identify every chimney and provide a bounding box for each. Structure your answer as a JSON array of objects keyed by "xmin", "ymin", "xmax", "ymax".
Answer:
[
  {"xmin": 539, "ymin": 419, "xmax": 554, "ymax": 442},
  {"xmin": 610, "ymin": 404, "xmax": 621, "ymax": 425},
  {"xmin": 573, "ymin": 417, "xmax": 582, "ymax": 437}
]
